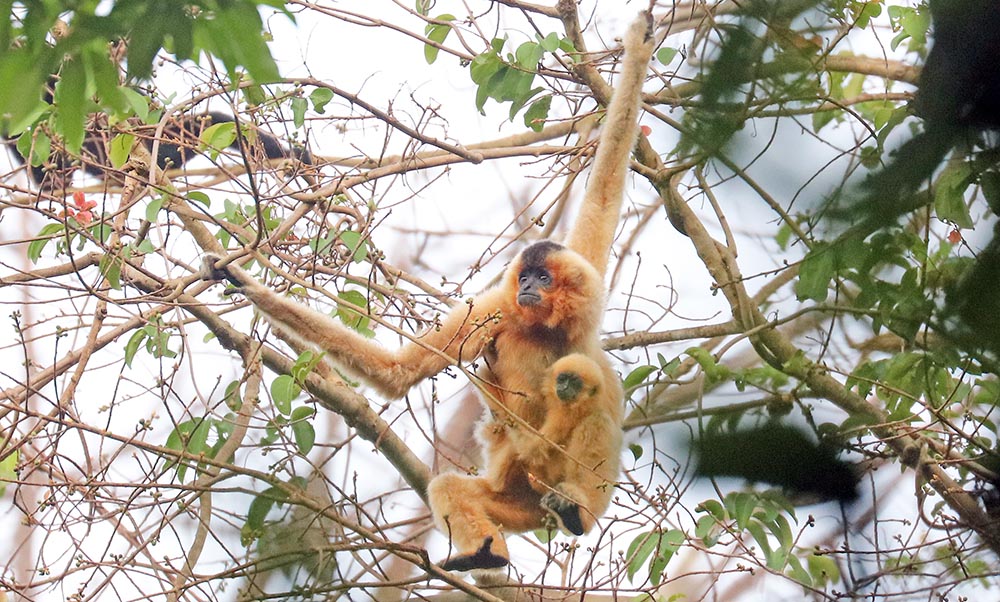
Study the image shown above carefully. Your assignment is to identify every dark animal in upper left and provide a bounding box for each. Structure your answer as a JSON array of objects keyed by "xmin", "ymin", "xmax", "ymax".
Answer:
[{"xmin": 5, "ymin": 80, "xmax": 311, "ymax": 191}]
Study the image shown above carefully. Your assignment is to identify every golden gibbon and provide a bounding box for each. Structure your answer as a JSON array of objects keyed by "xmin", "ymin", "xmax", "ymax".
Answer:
[{"xmin": 201, "ymin": 12, "xmax": 655, "ymax": 571}]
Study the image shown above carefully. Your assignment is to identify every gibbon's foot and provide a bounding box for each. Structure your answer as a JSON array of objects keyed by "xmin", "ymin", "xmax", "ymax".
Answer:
[
  {"xmin": 554, "ymin": 371, "xmax": 584, "ymax": 402},
  {"xmin": 541, "ymin": 491, "xmax": 585, "ymax": 536},
  {"xmin": 200, "ymin": 254, "xmax": 229, "ymax": 282},
  {"xmin": 440, "ymin": 536, "xmax": 510, "ymax": 572},
  {"xmin": 199, "ymin": 254, "xmax": 244, "ymax": 293}
]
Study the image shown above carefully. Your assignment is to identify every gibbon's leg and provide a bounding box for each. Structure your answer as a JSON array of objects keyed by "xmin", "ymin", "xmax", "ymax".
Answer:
[
  {"xmin": 541, "ymin": 410, "xmax": 621, "ymax": 536},
  {"xmin": 428, "ymin": 472, "xmax": 546, "ymax": 571},
  {"xmin": 200, "ymin": 255, "xmax": 500, "ymax": 399}
]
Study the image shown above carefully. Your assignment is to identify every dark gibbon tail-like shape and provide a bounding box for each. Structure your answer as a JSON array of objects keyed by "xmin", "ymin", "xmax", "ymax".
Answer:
[
  {"xmin": 201, "ymin": 12, "xmax": 655, "ymax": 572},
  {"xmin": 6, "ymin": 85, "xmax": 311, "ymax": 191}
]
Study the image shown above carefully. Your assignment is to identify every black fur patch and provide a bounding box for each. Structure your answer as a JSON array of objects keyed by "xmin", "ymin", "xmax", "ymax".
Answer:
[
  {"xmin": 542, "ymin": 492, "xmax": 585, "ymax": 536},
  {"xmin": 555, "ymin": 371, "xmax": 584, "ymax": 402},
  {"xmin": 526, "ymin": 324, "xmax": 568, "ymax": 355},
  {"xmin": 440, "ymin": 536, "xmax": 509, "ymax": 572},
  {"xmin": 520, "ymin": 240, "xmax": 563, "ymax": 269}
]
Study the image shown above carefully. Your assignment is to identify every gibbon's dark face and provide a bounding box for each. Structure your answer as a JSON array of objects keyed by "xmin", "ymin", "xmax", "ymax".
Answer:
[{"xmin": 516, "ymin": 241, "xmax": 562, "ymax": 307}]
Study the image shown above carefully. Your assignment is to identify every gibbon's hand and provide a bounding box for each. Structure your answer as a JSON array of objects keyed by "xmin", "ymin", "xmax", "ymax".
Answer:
[
  {"xmin": 541, "ymin": 489, "xmax": 585, "ymax": 536},
  {"xmin": 199, "ymin": 254, "xmax": 250, "ymax": 296}
]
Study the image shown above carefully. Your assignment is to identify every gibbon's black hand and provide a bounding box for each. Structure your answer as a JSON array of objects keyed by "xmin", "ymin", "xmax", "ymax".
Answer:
[{"xmin": 541, "ymin": 491, "xmax": 586, "ymax": 536}]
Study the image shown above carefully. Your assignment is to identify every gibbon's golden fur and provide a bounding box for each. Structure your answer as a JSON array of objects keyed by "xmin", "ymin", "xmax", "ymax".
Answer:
[{"xmin": 202, "ymin": 12, "xmax": 655, "ymax": 571}]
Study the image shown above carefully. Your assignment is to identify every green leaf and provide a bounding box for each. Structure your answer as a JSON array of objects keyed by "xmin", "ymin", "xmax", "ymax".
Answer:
[
  {"xmin": 648, "ymin": 530, "xmax": 684, "ymax": 586},
  {"xmin": 794, "ymin": 244, "xmax": 836, "ymax": 302},
  {"xmin": 224, "ymin": 380, "xmax": 243, "ymax": 411},
  {"xmin": 698, "ymin": 499, "xmax": 726, "ymax": 521},
  {"xmin": 523, "ymin": 95, "xmax": 551, "ymax": 132},
  {"xmin": 246, "ymin": 487, "xmax": 280, "ymax": 532},
  {"xmin": 18, "ymin": 126, "xmax": 51, "ymax": 168},
  {"xmin": 812, "ymin": 107, "xmax": 837, "ymax": 132},
  {"xmin": 0, "ymin": 49, "xmax": 48, "ymax": 129},
  {"xmin": 623, "ymin": 365, "xmax": 657, "ymax": 392},
  {"xmin": 807, "ymin": 552, "xmax": 840, "ymax": 586},
  {"xmin": 99, "ymin": 255, "xmax": 122, "ymax": 291},
  {"xmin": 625, "ymin": 531, "xmax": 660, "ymax": 581},
  {"xmin": 731, "ymin": 492, "xmax": 756, "ymax": 531},
  {"xmin": 513, "ymin": 41, "xmax": 543, "ymax": 71},
  {"xmin": 629, "ymin": 443, "xmax": 643, "ymax": 461},
  {"xmin": 209, "ymin": 3, "xmax": 281, "ymax": 83},
  {"xmin": 694, "ymin": 515, "xmax": 719, "ymax": 547},
  {"xmin": 241, "ymin": 84, "xmax": 267, "ymax": 108},
  {"xmin": 337, "ymin": 289, "xmax": 374, "ymax": 336},
  {"xmin": 854, "ymin": 1, "xmax": 882, "ymax": 29},
  {"xmin": 625, "ymin": 530, "xmax": 684, "ymax": 585},
  {"xmin": 186, "ymin": 191, "xmax": 211, "ymax": 206},
  {"xmin": 685, "ymin": 347, "xmax": 731, "ymax": 382},
  {"xmin": 164, "ymin": 419, "xmax": 209, "ymax": 481},
  {"xmin": 745, "ymin": 520, "xmax": 775, "ymax": 566},
  {"xmin": 28, "ymin": 223, "xmax": 65, "ymax": 264},
  {"xmin": 187, "ymin": 419, "xmax": 210, "ymax": 455},
  {"xmin": 270, "ymin": 375, "xmax": 300, "ymax": 415},
  {"xmin": 120, "ymin": 87, "xmax": 150, "ymax": 122},
  {"xmin": 291, "ymin": 350, "xmax": 324, "ymax": 383},
  {"xmin": 145, "ymin": 196, "xmax": 165, "ymax": 223},
  {"xmin": 0, "ymin": 449, "xmax": 17, "ymax": 496},
  {"xmin": 424, "ymin": 14, "xmax": 455, "ymax": 64},
  {"xmin": 124, "ymin": 330, "xmax": 147, "ymax": 367},
  {"xmin": 338, "ymin": 230, "xmax": 368, "ymax": 263},
  {"xmin": 934, "ymin": 162, "xmax": 974, "ymax": 228},
  {"xmin": 291, "ymin": 407, "xmax": 316, "ymax": 455},
  {"xmin": 199, "ymin": 121, "xmax": 237, "ymax": 159},
  {"xmin": 538, "ymin": 32, "xmax": 560, "ymax": 52},
  {"xmin": 656, "ymin": 47, "xmax": 679, "ymax": 65},
  {"xmin": 786, "ymin": 553, "xmax": 812, "ymax": 585},
  {"xmin": 54, "ymin": 58, "xmax": 87, "ymax": 154},
  {"xmin": 310, "ymin": 88, "xmax": 334, "ymax": 114},
  {"xmin": 291, "ymin": 96, "xmax": 307, "ymax": 129},
  {"xmin": 658, "ymin": 354, "xmax": 681, "ymax": 377},
  {"xmin": 109, "ymin": 133, "xmax": 134, "ymax": 169}
]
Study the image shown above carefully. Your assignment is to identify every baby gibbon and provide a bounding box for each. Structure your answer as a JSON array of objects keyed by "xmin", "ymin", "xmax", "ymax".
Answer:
[{"xmin": 201, "ymin": 11, "xmax": 654, "ymax": 572}]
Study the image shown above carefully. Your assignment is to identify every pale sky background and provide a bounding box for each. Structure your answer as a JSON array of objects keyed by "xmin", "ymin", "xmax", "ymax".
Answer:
[{"xmin": 1, "ymin": 2, "xmax": 984, "ymax": 600}]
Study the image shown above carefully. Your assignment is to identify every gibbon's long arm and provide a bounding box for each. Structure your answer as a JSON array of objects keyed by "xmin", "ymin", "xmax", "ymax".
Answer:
[
  {"xmin": 564, "ymin": 14, "xmax": 655, "ymax": 280},
  {"xmin": 202, "ymin": 256, "xmax": 502, "ymax": 399}
]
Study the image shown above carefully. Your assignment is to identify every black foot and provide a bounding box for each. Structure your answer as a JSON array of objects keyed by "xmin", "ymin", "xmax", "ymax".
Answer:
[
  {"xmin": 541, "ymin": 491, "xmax": 585, "ymax": 536},
  {"xmin": 555, "ymin": 372, "xmax": 583, "ymax": 402},
  {"xmin": 200, "ymin": 255, "xmax": 244, "ymax": 291},
  {"xmin": 440, "ymin": 536, "xmax": 509, "ymax": 572},
  {"xmin": 200, "ymin": 255, "xmax": 229, "ymax": 282}
]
